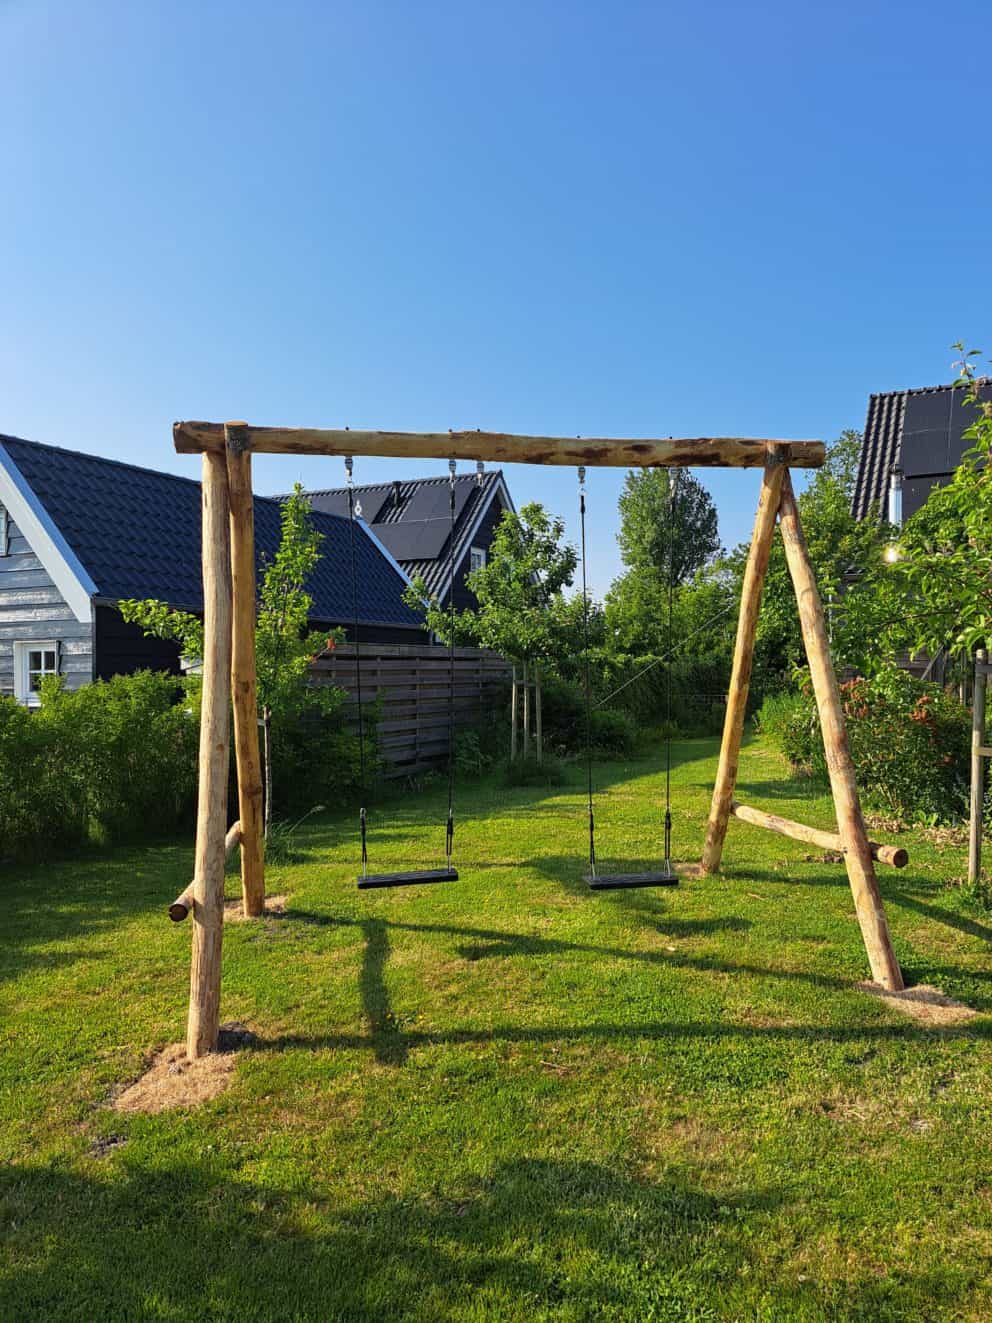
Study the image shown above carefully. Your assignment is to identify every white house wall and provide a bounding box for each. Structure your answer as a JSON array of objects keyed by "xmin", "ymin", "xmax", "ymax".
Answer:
[{"xmin": 0, "ymin": 510, "xmax": 93, "ymax": 696}]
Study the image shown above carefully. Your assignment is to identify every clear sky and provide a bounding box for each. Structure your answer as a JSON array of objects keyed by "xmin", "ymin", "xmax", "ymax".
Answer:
[{"xmin": 2, "ymin": 1, "xmax": 988, "ymax": 596}]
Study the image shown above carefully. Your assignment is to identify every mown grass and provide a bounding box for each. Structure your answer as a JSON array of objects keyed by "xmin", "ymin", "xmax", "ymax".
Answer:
[{"xmin": 2, "ymin": 735, "xmax": 992, "ymax": 1321}]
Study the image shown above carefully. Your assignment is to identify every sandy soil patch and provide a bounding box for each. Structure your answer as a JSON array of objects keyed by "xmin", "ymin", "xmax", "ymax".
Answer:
[
  {"xmin": 224, "ymin": 894, "xmax": 288, "ymax": 922},
  {"xmin": 859, "ymin": 982, "xmax": 978, "ymax": 1026},
  {"xmin": 113, "ymin": 1023, "xmax": 253, "ymax": 1113}
]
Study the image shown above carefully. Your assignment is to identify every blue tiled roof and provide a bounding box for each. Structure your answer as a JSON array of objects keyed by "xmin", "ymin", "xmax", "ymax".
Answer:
[{"xmin": 0, "ymin": 434, "xmax": 422, "ymax": 629}]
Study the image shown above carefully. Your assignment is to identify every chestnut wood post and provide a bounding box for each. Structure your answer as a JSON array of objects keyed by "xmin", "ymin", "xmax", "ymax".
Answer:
[
  {"xmin": 225, "ymin": 424, "xmax": 265, "ymax": 918},
  {"xmin": 702, "ymin": 450, "xmax": 786, "ymax": 873},
  {"xmin": 510, "ymin": 666, "xmax": 518, "ymax": 761},
  {"xmin": 187, "ymin": 451, "xmax": 234, "ymax": 1058},
  {"xmin": 968, "ymin": 647, "xmax": 987, "ymax": 885},
  {"xmin": 778, "ymin": 471, "xmax": 904, "ymax": 991}
]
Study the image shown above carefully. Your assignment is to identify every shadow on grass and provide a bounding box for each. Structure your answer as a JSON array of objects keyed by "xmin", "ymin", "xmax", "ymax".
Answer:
[
  {"xmin": 287, "ymin": 911, "xmax": 992, "ymax": 1019},
  {"xmin": 1, "ymin": 1154, "xmax": 970, "ymax": 1320},
  {"xmin": 0, "ymin": 1157, "xmax": 796, "ymax": 1321}
]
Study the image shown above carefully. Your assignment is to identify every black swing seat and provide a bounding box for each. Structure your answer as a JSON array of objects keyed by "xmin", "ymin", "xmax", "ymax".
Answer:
[
  {"xmin": 585, "ymin": 868, "xmax": 678, "ymax": 890},
  {"xmin": 358, "ymin": 867, "xmax": 459, "ymax": 890}
]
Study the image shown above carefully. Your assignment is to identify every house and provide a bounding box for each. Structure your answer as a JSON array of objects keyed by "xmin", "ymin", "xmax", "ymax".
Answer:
[
  {"xmin": 852, "ymin": 380, "xmax": 992, "ymax": 526},
  {"xmin": 293, "ymin": 469, "xmax": 514, "ymax": 609},
  {"xmin": 0, "ymin": 434, "xmax": 426, "ymax": 705}
]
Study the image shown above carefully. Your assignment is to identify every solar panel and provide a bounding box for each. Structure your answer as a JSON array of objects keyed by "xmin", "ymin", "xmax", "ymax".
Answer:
[{"xmin": 373, "ymin": 520, "xmax": 452, "ymax": 562}]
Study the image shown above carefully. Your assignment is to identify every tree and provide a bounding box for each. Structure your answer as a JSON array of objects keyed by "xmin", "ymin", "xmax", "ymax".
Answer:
[
  {"xmin": 403, "ymin": 502, "xmax": 578, "ymax": 759},
  {"xmin": 119, "ymin": 486, "xmax": 339, "ymax": 833},
  {"xmin": 617, "ymin": 469, "xmax": 720, "ymax": 585},
  {"xmin": 887, "ymin": 347, "xmax": 992, "ymax": 658},
  {"xmin": 727, "ymin": 429, "xmax": 898, "ymax": 685}
]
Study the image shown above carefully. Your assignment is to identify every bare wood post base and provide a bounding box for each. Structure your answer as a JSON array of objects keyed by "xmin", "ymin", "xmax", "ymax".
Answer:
[
  {"xmin": 702, "ymin": 450, "xmax": 786, "ymax": 872},
  {"xmin": 225, "ymin": 426, "xmax": 265, "ymax": 918},
  {"xmin": 778, "ymin": 472, "xmax": 904, "ymax": 991},
  {"xmin": 186, "ymin": 452, "xmax": 234, "ymax": 1057}
]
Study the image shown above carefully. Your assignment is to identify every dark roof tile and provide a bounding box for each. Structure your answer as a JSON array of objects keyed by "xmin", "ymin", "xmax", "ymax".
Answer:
[{"xmin": 0, "ymin": 434, "xmax": 421, "ymax": 629}]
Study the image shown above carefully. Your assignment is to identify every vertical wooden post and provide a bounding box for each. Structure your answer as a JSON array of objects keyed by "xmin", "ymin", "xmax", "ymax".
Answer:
[
  {"xmin": 968, "ymin": 647, "xmax": 987, "ymax": 885},
  {"xmin": 510, "ymin": 666, "xmax": 518, "ymax": 761},
  {"xmin": 702, "ymin": 450, "xmax": 786, "ymax": 873},
  {"xmin": 187, "ymin": 451, "xmax": 233, "ymax": 1058},
  {"xmin": 522, "ymin": 661, "xmax": 531, "ymax": 756},
  {"xmin": 535, "ymin": 664, "xmax": 543, "ymax": 764},
  {"xmin": 225, "ymin": 424, "xmax": 265, "ymax": 918},
  {"xmin": 778, "ymin": 471, "xmax": 904, "ymax": 991}
]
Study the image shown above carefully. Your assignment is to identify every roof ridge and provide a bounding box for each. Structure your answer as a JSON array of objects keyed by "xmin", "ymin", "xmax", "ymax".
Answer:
[
  {"xmin": 0, "ymin": 432, "xmax": 208, "ymax": 489},
  {"xmin": 284, "ymin": 470, "xmax": 503, "ymax": 500},
  {"xmin": 867, "ymin": 382, "xmax": 964, "ymax": 400}
]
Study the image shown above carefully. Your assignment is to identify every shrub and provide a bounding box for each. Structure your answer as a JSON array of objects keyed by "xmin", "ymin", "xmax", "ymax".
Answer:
[
  {"xmin": 500, "ymin": 753, "xmax": 567, "ymax": 787},
  {"xmin": 773, "ymin": 667, "xmax": 970, "ymax": 824},
  {"xmin": 269, "ymin": 688, "xmax": 368, "ymax": 815},
  {"xmin": 533, "ymin": 675, "xmax": 638, "ymax": 758},
  {"xmin": 752, "ymin": 690, "xmax": 808, "ymax": 741},
  {"xmin": 0, "ymin": 671, "xmax": 199, "ymax": 860}
]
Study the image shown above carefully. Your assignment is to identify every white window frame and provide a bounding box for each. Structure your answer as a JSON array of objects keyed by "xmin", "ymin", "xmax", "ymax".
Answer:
[
  {"xmin": 469, "ymin": 546, "xmax": 487, "ymax": 573},
  {"xmin": 13, "ymin": 640, "xmax": 60, "ymax": 706}
]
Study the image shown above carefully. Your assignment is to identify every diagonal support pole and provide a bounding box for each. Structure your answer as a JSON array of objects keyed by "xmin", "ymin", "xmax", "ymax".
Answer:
[
  {"xmin": 702, "ymin": 449, "xmax": 786, "ymax": 873},
  {"xmin": 778, "ymin": 471, "xmax": 904, "ymax": 991}
]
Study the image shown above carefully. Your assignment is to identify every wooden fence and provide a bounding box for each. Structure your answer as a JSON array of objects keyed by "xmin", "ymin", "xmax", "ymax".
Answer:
[{"xmin": 309, "ymin": 643, "xmax": 511, "ymax": 777}]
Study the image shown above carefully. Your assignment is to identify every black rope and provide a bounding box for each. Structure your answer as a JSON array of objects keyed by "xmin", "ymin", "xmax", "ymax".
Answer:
[
  {"xmin": 578, "ymin": 467, "xmax": 596, "ymax": 876},
  {"xmin": 663, "ymin": 471, "xmax": 681, "ymax": 864},
  {"xmin": 345, "ymin": 459, "xmax": 368, "ymax": 876},
  {"xmin": 446, "ymin": 460, "xmax": 457, "ymax": 865}
]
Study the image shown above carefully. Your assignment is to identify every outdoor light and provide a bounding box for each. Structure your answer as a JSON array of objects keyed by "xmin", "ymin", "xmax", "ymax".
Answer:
[
  {"xmin": 883, "ymin": 543, "xmax": 903, "ymax": 564},
  {"xmin": 888, "ymin": 464, "xmax": 903, "ymax": 528}
]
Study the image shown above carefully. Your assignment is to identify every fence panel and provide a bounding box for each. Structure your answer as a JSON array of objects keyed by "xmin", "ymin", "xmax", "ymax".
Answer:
[{"xmin": 310, "ymin": 643, "xmax": 510, "ymax": 777}]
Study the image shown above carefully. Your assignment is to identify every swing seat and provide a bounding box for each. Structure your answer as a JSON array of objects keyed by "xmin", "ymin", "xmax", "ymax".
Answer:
[
  {"xmin": 585, "ymin": 868, "xmax": 678, "ymax": 890},
  {"xmin": 358, "ymin": 867, "xmax": 459, "ymax": 890}
]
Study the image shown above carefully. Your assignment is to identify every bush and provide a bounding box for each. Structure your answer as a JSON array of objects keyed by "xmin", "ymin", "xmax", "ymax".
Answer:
[
  {"xmin": 500, "ymin": 753, "xmax": 567, "ymax": 787},
  {"xmin": 772, "ymin": 667, "xmax": 971, "ymax": 824},
  {"xmin": 0, "ymin": 671, "xmax": 199, "ymax": 860},
  {"xmin": 269, "ymin": 688, "xmax": 368, "ymax": 815},
  {"xmin": 752, "ymin": 690, "xmax": 807, "ymax": 741},
  {"xmin": 596, "ymin": 653, "xmax": 732, "ymax": 735},
  {"xmin": 535, "ymin": 676, "xmax": 638, "ymax": 758}
]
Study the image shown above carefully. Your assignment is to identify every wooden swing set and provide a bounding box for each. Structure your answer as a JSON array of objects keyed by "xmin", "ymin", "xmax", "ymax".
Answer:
[{"xmin": 170, "ymin": 421, "xmax": 906, "ymax": 1059}]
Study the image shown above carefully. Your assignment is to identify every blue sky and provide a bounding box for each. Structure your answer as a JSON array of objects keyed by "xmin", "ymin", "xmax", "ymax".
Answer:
[{"xmin": 2, "ymin": 1, "xmax": 988, "ymax": 595}]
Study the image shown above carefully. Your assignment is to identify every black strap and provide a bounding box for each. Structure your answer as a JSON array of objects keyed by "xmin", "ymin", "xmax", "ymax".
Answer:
[
  {"xmin": 578, "ymin": 467, "xmax": 596, "ymax": 876},
  {"xmin": 445, "ymin": 461, "xmax": 457, "ymax": 865},
  {"xmin": 345, "ymin": 461, "xmax": 369, "ymax": 877}
]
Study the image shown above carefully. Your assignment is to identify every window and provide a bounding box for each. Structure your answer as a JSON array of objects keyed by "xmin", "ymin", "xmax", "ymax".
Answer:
[
  {"xmin": 469, "ymin": 546, "xmax": 487, "ymax": 573},
  {"xmin": 14, "ymin": 641, "xmax": 59, "ymax": 705},
  {"xmin": 0, "ymin": 504, "xmax": 8, "ymax": 556}
]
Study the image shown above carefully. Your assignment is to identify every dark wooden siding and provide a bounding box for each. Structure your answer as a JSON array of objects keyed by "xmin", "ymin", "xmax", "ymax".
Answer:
[
  {"xmin": 94, "ymin": 604, "xmax": 184, "ymax": 680},
  {"xmin": 0, "ymin": 508, "xmax": 93, "ymax": 697},
  {"xmin": 450, "ymin": 497, "xmax": 507, "ymax": 611}
]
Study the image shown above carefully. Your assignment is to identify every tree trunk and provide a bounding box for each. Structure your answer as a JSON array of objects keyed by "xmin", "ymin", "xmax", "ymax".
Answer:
[
  {"xmin": 535, "ymin": 664, "xmax": 543, "ymax": 764},
  {"xmin": 262, "ymin": 706, "xmax": 273, "ymax": 835}
]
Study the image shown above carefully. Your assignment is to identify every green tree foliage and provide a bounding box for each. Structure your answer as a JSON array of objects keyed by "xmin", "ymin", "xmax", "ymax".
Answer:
[
  {"xmin": 404, "ymin": 502, "xmax": 579, "ymax": 666},
  {"xmin": 885, "ymin": 346, "xmax": 992, "ymax": 656},
  {"xmin": 617, "ymin": 469, "xmax": 720, "ymax": 585},
  {"xmin": 120, "ymin": 486, "xmax": 343, "ymax": 829}
]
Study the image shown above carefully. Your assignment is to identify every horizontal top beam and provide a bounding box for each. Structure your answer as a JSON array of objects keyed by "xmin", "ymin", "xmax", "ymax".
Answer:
[{"xmin": 174, "ymin": 421, "xmax": 824, "ymax": 469}]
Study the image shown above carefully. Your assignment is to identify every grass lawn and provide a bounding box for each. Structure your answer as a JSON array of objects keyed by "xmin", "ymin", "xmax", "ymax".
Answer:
[{"xmin": 3, "ymin": 734, "xmax": 992, "ymax": 1321}]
